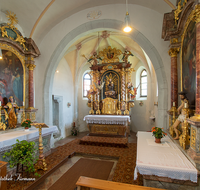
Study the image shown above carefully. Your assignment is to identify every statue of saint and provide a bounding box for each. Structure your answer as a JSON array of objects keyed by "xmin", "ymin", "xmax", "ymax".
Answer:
[
  {"xmin": 108, "ymin": 78, "xmax": 114, "ymax": 91},
  {"xmin": 4, "ymin": 96, "xmax": 19, "ymax": 128},
  {"xmin": 173, "ymin": 91, "xmax": 189, "ymax": 140},
  {"xmin": 122, "ymin": 50, "xmax": 133, "ymax": 63},
  {"xmin": 88, "ymin": 52, "xmax": 102, "ymax": 66},
  {"xmin": 105, "ymin": 78, "xmax": 116, "ymax": 98}
]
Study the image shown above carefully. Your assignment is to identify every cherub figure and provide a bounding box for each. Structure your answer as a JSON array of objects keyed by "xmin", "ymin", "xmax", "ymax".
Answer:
[
  {"xmin": 88, "ymin": 52, "xmax": 102, "ymax": 66},
  {"xmin": 122, "ymin": 50, "xmax": 134, "ymax": 63}
]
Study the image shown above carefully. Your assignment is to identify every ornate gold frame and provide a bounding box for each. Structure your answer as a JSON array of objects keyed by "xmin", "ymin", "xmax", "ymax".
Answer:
[
  {"xmin": 0, "ymin": 43, "xmax": 26, "ymax": 106},
  {"xmin": 101, "ymin": 70, "xmax": 120, "ymax": 98}
]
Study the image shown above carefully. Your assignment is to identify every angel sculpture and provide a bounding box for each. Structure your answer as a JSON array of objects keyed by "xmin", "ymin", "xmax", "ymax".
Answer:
[
  {"xmin": 87, "ymin": 52, "xmax": 102, "ymax": 66},
  {"xmin": 122, "ymin": 50, "xmax": 134, "ymax": 63}
]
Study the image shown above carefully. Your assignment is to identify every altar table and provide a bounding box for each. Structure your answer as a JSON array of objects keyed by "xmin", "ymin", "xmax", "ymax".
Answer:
[
  {"xmin": 83, "ymin": 115, "xmax": 130, "ymax": 136},
  {"xmin": 0, "ymin": 125, "xmax": 58, "ymax": 152},
  {"xmin": 134, "ymin": 131, "xmax": 198, "ymax": 183}
]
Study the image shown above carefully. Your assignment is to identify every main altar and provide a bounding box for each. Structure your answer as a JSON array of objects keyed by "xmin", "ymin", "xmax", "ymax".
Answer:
[{"xmin": 85, "ymin": 46, "xmax": 136, "ymax": 136}]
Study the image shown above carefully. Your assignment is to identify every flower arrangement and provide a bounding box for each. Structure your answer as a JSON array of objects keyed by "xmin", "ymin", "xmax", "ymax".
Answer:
[
  {"xmin": 71, "ymin": 122, "xmax": 78, "ymax": 136},
  {"xmin": 21, "ymin": 119, "xmax": 32, "ymax": 129},
  {"xmin": 151, "ymin": 127, "xmax": 167, "ymax": 139}
]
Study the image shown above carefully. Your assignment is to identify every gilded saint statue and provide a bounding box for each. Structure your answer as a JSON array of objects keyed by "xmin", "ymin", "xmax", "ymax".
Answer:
[
  {"xmin": 105, "ymin": 78, "xmax": 116, "ymax": 99},
  {"xmin": 4, "ymin": 96, "xmax": 19, "ymax": 128},
  {"xmin": 88, "ymin": 52, "xmax": 102, "ymax": 66},
  {"xmin": 172, "ymin": 91, "xmax": 189, "ymax": 140},
  {"xmin": 122, "ymin": 50, "xmax": 133, "ymax": 63}
]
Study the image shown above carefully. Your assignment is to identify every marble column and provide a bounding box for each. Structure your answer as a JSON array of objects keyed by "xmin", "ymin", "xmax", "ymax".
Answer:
[
  {"xmin": 168, "ymin": 47, "xmax": 179, "ymax": 108},
  {"xmin": 27, "ymin": 63, "xmax": 36, "ymax": 108}
]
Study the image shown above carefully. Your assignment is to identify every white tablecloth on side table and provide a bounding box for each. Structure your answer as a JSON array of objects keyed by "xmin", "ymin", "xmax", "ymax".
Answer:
[{"xmin": 134, "ymin": 131, "xmax": 197, "ymax": 183}]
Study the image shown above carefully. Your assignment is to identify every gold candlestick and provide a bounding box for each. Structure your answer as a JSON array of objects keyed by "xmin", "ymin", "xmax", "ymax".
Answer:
[
  {"xmin": 117, "ymin": 100, "xmax": 121, "ymax": 115},
  {"xmin": 124, "ymin": 100, "xmax": 129, "ymax": 115},
  {"xmin": 32, "ymin": 123, "xmax": 48, "ymax": 171},
  {"xmin": 96, "ymin": 100, "xmax": 101, "ymax": 114},
  {"xmin": 89, "ymin": 95, "xmax": 94, "ymax": 114}
]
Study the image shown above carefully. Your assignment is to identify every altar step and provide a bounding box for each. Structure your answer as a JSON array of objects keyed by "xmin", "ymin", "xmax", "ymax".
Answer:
[{"xmin": 79, "ymin": 135, "xmax": 128, "ymax": 148}]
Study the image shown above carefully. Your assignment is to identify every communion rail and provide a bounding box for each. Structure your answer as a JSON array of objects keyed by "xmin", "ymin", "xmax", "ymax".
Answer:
[{"xmin": 76, "ymin": 176, "xmax": 164, "ymax": 190}]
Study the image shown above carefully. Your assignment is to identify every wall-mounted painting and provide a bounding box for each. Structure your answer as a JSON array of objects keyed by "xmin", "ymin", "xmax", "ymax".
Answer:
[
  {"xmin": 182, "ymin": 20, "xmax": 196, "ymax": 110},
  {"xmin": 0, "ymin": 50, "xmax": 24, "ymax": 106}
]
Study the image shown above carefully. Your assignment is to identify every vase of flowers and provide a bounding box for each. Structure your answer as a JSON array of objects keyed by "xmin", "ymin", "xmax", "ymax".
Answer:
[
  {"xmin": 21, "ymin": 119, "xmax": 32, "ymax": 131},
  {"xmin": 151, "ymin": 127, "xmax": 167, "ymax": 143}
]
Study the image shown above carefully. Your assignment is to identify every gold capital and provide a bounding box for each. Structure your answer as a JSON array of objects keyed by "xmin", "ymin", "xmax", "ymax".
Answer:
[
  {"xmin": 27, "ymin": 63, "xmax": 36, "ymax": 70},
  {"xmin": 168, "ymin": 47, "xmax": 180, "ymax": 57}
]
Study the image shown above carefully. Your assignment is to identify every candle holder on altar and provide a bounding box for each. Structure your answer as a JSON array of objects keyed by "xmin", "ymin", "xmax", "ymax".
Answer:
[
  {"xmin": 89, "ymin": 95, "xmax": 94, "ymax": 115},
  {"xmin": 124, "ymin": 101, "xmax": 129, "ymax": 115},
  {"xmin": 31, "ymin": 123, "xmax": 48, "ymax": 171},
  {"xmin": 117, "ymin": 100, "xmax": 121, "ymax": 115},
  {"xmin": 96, "ymin": 99, "xmax": 101, "ymax": 115}
]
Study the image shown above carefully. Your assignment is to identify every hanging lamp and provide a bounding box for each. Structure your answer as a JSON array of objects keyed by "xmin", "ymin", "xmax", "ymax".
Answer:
[{"xmin": 123, "ymin": 0, "xmax": 132, "ymax": 32}]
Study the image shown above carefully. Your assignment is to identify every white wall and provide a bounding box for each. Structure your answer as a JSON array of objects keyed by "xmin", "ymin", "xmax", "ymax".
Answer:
[{"xmin": 52, "ymin": 58, "xmax": 74, "ymax": 138}]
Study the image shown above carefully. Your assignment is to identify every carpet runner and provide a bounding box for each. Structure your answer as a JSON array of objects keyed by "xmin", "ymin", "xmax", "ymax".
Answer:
[
  {"xmin": 79, "ymin": 136, "xmax": 128, "ymax": 148},
  {"xmin": 48, "ymin": 158, "xmax": 114, "ymax": 190}
]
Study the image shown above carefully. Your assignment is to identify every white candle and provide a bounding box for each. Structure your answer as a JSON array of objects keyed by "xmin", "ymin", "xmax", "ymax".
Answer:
[
  {"xmin": 94, "ymin": 95, "xmax": 96, "ymax": 101},
  {"xmin": 0, "ymin": 101, "xmax": 1, "ymax": 107},
  {"xmin": 118, "ymin": 94, "xmax": 120, "ymax": 101},
  {"xmin": 173, "ymin": 102, "xmax": 175, "ymax": 107},
  {"xmin": 98, "ymin": 95, "xmax": 99, "ymax": 101},
  {"xmin": 23, "ymin": 101, "xmax": 24, "ymax": 106},
  {"xmin": 184, "ymin": 102, "xmax": 188, "ymax": 108}
]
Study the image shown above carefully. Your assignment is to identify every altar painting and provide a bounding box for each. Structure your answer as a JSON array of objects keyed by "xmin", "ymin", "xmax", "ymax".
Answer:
[
  {"xmin": 182, "ymin": 20, "xmax": 196, "ymax": 110},
  {"xmin": 0, "ymin": 50, "xmax": 23, "ymax": 106}
]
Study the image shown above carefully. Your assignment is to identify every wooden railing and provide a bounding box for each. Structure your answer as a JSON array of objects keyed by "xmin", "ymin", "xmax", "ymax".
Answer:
[{"xmin": 76, "ymin": 176, "xmax": 165, "ymax": 190}]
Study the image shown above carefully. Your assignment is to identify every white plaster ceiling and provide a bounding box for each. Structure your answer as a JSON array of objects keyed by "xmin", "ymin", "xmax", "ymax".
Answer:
[
  {"xmin": 1, "ymin": 0, "xmax": 176, "ymax": 41},
  {"xmin": 1, "ymin": 0, "xmax": 176, "ymax": 76}
]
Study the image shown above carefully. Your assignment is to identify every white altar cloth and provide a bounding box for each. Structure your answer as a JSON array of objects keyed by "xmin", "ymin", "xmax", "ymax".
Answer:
[
  {"xmin": 134, "ymin": 131, "xmax": 198, "ymax": 183},
  {"xmin": 83, "ymin": 115, "xmax": 130, "ymax": 125},
  {"xmin": 0, "ymin": 125, "xmax": 58, "ymax": 152}
]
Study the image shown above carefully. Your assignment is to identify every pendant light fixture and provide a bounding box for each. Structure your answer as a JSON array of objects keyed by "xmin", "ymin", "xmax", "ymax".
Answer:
[{"xmin": 123, "ymin": 0, "xmax": 132, "ymax": 33}]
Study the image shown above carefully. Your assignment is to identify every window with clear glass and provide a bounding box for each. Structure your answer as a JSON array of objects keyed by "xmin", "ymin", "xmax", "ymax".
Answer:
[
  {"xmin": 140, "ymin": 69, "xmax": 147, "ymax": 97},
  {"xmin": 83, "ymin": 73, "xmax": 91, "ymax": 97}
]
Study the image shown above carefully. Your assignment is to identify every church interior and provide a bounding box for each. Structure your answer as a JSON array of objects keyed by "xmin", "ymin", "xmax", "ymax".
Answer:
[{"xmin": 0, "ymin": 0, "xmax": 200, "ymax": 189}]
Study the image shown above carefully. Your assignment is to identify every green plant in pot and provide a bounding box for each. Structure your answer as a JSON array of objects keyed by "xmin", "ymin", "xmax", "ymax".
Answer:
[
  {"xmin": 21, "ymin": 119, "xmax": 32, "ymax": 129},
  {"xmin": 3, "ymin": 139, "xmax": 38, "ymax": 175},
  {"xmin": 151, "ymin": 127, "xmax": 167, "ymax": 143}
]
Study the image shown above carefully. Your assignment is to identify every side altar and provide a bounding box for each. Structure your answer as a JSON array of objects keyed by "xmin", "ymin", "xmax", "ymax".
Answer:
[{"xmin": 85, "ymin": 46, "xmax": 136, "ymax": 136}]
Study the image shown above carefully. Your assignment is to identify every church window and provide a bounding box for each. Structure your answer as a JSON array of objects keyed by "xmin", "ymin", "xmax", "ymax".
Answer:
[
  {"xmin": 83, "ymin": 73, "xmax": 91, "ymax": 97},
  {"xmin": 140, "ymin": 69, "xmax": 147, "ymax": 97}
]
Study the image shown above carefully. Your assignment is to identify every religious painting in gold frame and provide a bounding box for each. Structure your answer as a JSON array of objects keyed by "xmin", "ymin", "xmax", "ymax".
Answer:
[
  {"xmin": 0, "ymin": 46, "xmax": 25, "ymax": 107},
  {"xmin": 180, "ymin": 13, "xmax": 196, "ymax": 110}
]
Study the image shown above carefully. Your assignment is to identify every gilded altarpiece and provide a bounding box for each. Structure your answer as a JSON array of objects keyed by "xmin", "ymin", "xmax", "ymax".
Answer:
[{"xmin": 85, "ymin": 46, "xmax": 135, "ymax": 136}]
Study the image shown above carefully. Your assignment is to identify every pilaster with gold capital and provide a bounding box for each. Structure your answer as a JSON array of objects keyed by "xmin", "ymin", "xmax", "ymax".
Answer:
[{"xmin": 169, "ymin": 47, "xmax": 180, "ymax": 108}]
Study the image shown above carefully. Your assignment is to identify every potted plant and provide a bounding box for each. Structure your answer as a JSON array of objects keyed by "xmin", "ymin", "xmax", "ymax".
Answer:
[
  {"xmin": 151, "ymin": 127, "xmax": 167, "ymax": 143},
  {"xmin": 71, "ymin": 122, "xmax": 78, "ymax": 136},
  {"xmin": 21, "ymin": 119, "xmax": 32, "ymax": 131},
  {"xmin": 3, "ymin": 139, "xmax": 38, "ymax": 176}
]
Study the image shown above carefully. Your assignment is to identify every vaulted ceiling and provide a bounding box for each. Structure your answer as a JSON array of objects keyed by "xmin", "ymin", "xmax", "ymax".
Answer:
[{"xmin": 1, "ymin": 0, "xmax": 176, "ymax": 76}]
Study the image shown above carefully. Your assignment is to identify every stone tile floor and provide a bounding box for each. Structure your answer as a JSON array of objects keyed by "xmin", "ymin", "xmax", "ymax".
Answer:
[{"xmin": 33, "ymin": 131, "xmax": 137, "ymax": 190}]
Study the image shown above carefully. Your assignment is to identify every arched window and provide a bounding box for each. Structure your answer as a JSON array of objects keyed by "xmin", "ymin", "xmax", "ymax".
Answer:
[
  {"xmin": 140, "ymin": 69, "xmax": 147, "ymax": 97},
  {"xmin": 83, "ymin": 73, "xmax": 91, "ymax": 97}
]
